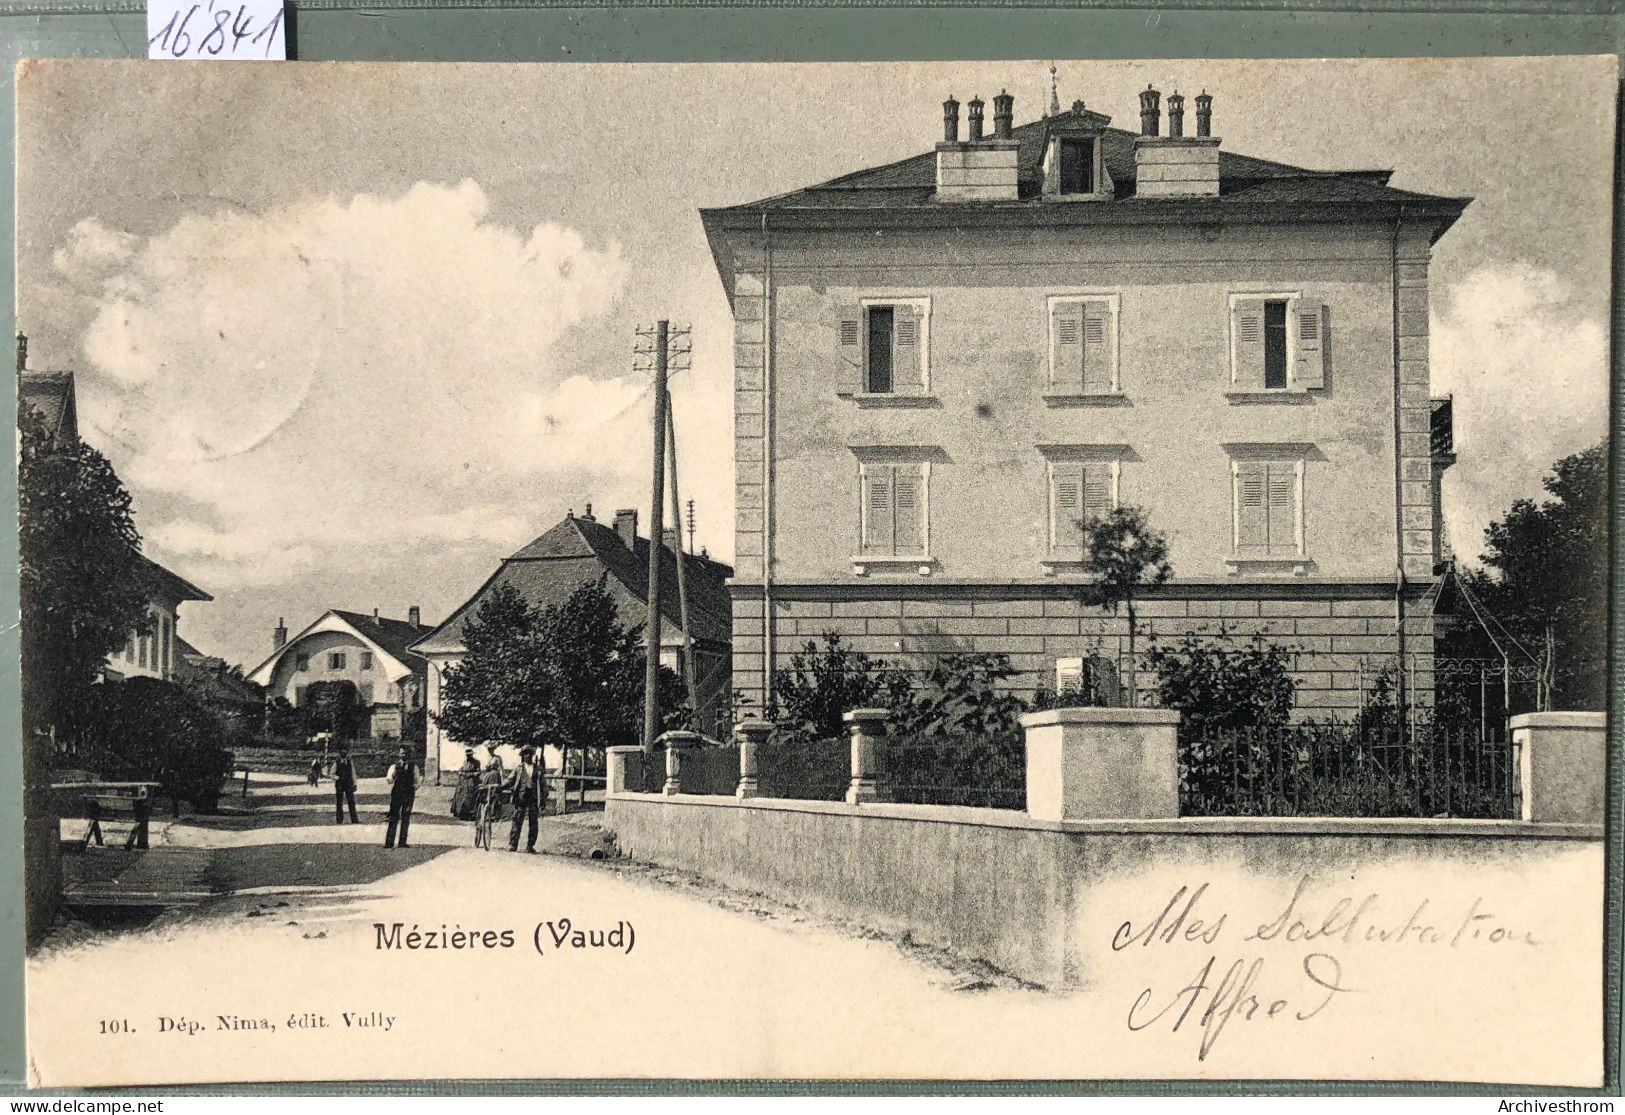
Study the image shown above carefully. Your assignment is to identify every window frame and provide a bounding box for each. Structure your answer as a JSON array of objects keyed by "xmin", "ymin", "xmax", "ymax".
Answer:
[
  {"xmin": 1045, "ymin": 292, "xmax": 1123, "ymax": 401},
  {"xmin": 1224, "ymin": 444, "xmax": 1313, "ymax": 572},
  {"xmin": 855, "ymin": 295, "xmax": 933, "ymax": 398},
  {"xmin": 1037, "ymin": 443, "xmax": 1127, "ymax": 572},
  {"xmin": 1227, "ymin": 290, "xmax": 1306, "ymax": 394},
  {"xmin": 850, "ymin": 449, "xmax": 937, "ymax": 575},
  {"xmin": 296, "ymin": 653, "xmax": 310, "ymax": 672},
  {"xmin": 360, "ymin": 651, "xmax": 374, "ymax": 671},
  {"xmin": 329, "ymin": 651, "xmax": 347, "ymax": 671}
]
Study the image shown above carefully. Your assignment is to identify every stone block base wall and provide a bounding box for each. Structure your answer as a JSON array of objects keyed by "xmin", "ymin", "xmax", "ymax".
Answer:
[{"xmin": 731, "ymin": 584, "xmax": 1435, "ymax": 721}]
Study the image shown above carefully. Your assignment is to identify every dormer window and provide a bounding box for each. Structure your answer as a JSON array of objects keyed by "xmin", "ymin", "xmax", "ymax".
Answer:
[
  {"xmin": 1041, "ymin": 104, "xmax": 1114, "ymax": 202},
  {"xmin": 1059, "ymin": 138, "xmax": 1096, "ymax": 195}
]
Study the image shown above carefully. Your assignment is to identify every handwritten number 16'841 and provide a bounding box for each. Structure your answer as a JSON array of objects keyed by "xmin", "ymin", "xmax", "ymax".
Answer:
[{"xmin": 149, "ymin": 1, "xmax": 283, "ymax": 59}]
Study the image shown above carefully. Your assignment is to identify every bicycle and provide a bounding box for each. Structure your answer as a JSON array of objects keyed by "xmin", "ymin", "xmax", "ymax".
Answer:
[{"xmin": 473, "ymin": 783, "xmax": 507, "ymax": 851}]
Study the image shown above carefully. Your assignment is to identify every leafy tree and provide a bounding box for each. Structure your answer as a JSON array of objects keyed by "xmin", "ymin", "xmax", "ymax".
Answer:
[
  {"xmin": 1077, "ymin": 505, "xmax": 1173, "ymax": 707},
  {"xmin": 1471, "ymin": 442, "xmax": 1607, "ymax": 709},
  {"xmin": 63, "ymin": 677, "xmax": 231, "ymax": 813},
  {"xmin": 435, "ymin": 578, "xmax": 685, "ymax": 774},
  {"xmin": 304, "ymin": 679, "xmax": 364, "ymax": 740},
  {"xmin": 1144, "ymin": 629, "xmax": 1296, "ymax": 739},
  {"xmin": 18, "ymin": 406, "xmax": 149, "ymax": 734},
  {"xmin": 892, "ymin": 652, "xmax": 1027, "ymax": 740},
  {"xmin": 771, "ymin": 633, "xmax": 907, "ymax": 741},
  {"xmin": 263, "ymin": 696, "xmax": 301, "ymax": 739}
]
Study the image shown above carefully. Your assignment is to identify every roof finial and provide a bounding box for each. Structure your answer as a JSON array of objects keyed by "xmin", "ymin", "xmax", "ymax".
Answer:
[{"xmin": 1048, "ymin": 63, "xmax": 1059, "ymax": 117}]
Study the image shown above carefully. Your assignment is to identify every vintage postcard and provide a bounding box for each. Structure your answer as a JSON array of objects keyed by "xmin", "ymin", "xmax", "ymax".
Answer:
[{"xmin": 15, "ymin": 56, "xmax": 1614, "ymax": 1088}]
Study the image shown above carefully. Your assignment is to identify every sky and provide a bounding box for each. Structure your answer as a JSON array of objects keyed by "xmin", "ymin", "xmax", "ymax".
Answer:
[{"xmin": 15, "ymin": 57, "xmax": 1615, "ymax": 669}]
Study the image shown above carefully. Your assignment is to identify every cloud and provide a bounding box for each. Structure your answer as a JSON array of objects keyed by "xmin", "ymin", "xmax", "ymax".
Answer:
[
  {"xmin": 69, "ymin": 180, "xmax": 638, "ymax": 596},
  {"xmin": 1432, "ymin": 262, "xmax": 1608, "ymax": 561}
]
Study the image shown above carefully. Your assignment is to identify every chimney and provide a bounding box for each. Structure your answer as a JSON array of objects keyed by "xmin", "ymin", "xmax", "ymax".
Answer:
[
  {"xmin": 274, "ymin": 618, "xmax": 288, "ymax": 650},
  {"xmin": 580, "ymin": 502, "xmax": 595, "ymax": 522},
  {"xmin": 1134, "ymin": 83, "xmax": 1220, "ymax": 198},
  {"xmin": 613, "ymin": 508, "xmax": 638, "ymax": 548},
  {"xmin": 1138, "ymin": 85, "xmax": 1161, "ymax": 136},
  {"xmin": 1195, "ymin": 90, "xmax": 1212, "ymax": 138},
  {"xmin": 935, "ymin": 88, "xmax": 1019, "ymax": 202},
  {"xmin": 992, "ymin": 90, "xmax": 1014, "ymax": 138},
  {"xmin": 663, "ymin": 527, "xmax": 681, "ymax": 552},
  {"xmin": 408, "ymin": 605, "xmax": 421, "ymax": 629},
  {"xmin": 15, "ymin": 333, "xmax": 26, "ymax": 375},
  {"xmin": 373, "ymin": 607, "xmax": 381, "ymax": 626}
]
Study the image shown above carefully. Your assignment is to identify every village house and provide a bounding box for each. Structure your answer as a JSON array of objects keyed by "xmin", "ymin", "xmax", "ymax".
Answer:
[
  {"xmin": 245, "ymin": 608, "xmax": 431, "ymax": 740},
  {"xmin": 18, "ymin": 351, "xmax": 213, "ymax": 686},
  {"xmin": 700, "ymin": 85, "xmax": 1467, "ymax": 716},
  {"xmin": 411, "ymin": 506, "xmax": 734, "ymax": 777}
]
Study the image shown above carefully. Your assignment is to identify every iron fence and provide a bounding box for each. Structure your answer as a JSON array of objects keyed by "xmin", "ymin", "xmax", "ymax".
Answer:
[
  {"xmin": 757, "ymin": 736, "xmax": 850, "ymax": 801},
  {"xmin": 1179, "ymin": 724, "xmax": 1519, "ymax": 819},
  {"xmin": 874, "ymin": 733, "xmax": 1026, "ymax": 811}
]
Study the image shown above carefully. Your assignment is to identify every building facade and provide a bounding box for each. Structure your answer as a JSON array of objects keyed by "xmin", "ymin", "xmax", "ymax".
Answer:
[
  {"xmin": 701, "ymin": 87, "xmax": 1467, "ymax": 717},
  {"xmin": 246, "ymin": 609, "xmax": 431, "ymax": 739}
]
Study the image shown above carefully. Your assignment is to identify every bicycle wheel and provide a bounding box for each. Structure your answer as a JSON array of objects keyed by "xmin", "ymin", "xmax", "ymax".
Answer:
[{"xmin": 474, "ymin": 800, "xmax": 489, "ymax": 849}]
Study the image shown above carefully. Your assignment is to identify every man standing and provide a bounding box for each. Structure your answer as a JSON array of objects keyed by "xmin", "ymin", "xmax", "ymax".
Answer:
[
  {"xmin": 506, "ymin": 744, "xmax": 546, "ymax": 854},
  {"xmin": 384, "ymin": 746, "xmax": 419, "ymax": 849},
  {"xmin": 332, "ymin": 746, "xmax": 360, "ymax": 824}
]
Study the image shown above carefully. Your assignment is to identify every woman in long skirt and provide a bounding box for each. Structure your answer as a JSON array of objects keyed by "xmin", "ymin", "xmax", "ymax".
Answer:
[{"xmin": 450, "ymin": 748, "xmax": 482, "ymax": 820}]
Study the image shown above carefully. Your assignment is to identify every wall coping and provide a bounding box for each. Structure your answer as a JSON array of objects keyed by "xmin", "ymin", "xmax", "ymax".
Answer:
[
  {"xmin": 607, "ymin": 791, "xmax": 1601, "ymax": 842},
  {"xmin": 1019, "ymin": 707, "xmax": 1181, "ymax": 728},
  {"xmin": 1509, "ymin": 711, "xmax": 1606, "ymax": 731}
]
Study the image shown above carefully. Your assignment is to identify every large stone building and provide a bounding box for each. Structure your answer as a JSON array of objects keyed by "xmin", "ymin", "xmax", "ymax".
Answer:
[{"xmin": 700, "ymin": 85, "xmax": 1467, "ymax": 717}]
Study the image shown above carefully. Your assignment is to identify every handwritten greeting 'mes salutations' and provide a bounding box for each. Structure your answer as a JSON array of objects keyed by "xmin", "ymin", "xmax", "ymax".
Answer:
[
  {"xmin": 147, "ymin": 0, "xmax": 285, "ymax": 61},
  {"xmin": 1111, "ymin": 877, "xmax": 1540, "ymax": 1061}
]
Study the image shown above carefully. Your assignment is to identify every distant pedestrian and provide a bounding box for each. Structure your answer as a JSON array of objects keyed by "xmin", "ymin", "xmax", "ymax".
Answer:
[
  {"xmin": 451, "ymin": 748, "xmax": 481, "ymax": 821},
  {"xmin": 307, "ymin": 757, "xmax": 322, "ymax": 787},
  {"xmin": 383, "ymin": 746, "xmax": 419, "ymax": 849},
  {"xmin": 505, "ymin": 744, "xmax": 546, "ymax": 853},
  {"xmin": 332, "ymin": 747, "xmax": 359, "ymax": 824}
]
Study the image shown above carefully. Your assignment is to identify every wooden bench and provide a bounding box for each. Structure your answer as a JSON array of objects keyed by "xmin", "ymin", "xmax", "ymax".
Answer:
[{"xmin": 52, "ymin": 781, "xmax": 161, "ymax": 851}]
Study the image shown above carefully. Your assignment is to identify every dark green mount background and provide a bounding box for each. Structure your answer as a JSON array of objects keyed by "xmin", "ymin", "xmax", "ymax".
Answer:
[{"xmin": 0, "ymin": 0, "xmax": 1618, "ymax": 1097}]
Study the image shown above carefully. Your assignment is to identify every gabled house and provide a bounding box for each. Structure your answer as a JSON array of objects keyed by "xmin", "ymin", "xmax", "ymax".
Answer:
[
  {"xmin": 700, "ymin": 85, "xmax": 1468, "ymax": 717},
  {"xmin": 246, "ymin": 608, "xmax": 432, "ymax": 740},
  {"xmin": 412, "ymin": 507, "xmax": 733, "ymax": 776},
  {"xmin": 18, "ymin": 344, "xmax": 213, "ymax": 687}
]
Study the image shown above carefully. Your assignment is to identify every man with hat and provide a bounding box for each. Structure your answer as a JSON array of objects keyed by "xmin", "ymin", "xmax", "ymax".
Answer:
[
  {"xmin": 505, "ymin": 743, "xmax": 546, "ymax": 853},
  {"xmin": 332, "ymin": 746, "xmax": 360, "ymax": 824},
  {"xmin": 383, "ymin": 745, "xmax": 421, "ymax": 849}
]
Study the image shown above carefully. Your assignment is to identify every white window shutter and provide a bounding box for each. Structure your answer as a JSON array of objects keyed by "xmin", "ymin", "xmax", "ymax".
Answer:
[
  {"xmin": 862, "ymin": 465, "xmax": 894, "ymax": 554},
  {"xmin": 1295, "ymin": 303, "xmax": 1327, "ymax": 389},
  {"xmin": 1082, "ymin": 300, "xmax": 1113, "ymax": 394},
  {"xmin": 891, "ymin": 304, "xmax": 925, "ymax": 392},
  {"xmin": 1232, "ymin": 298, "xmax": 1267, "ymax": 391},
  {"xmin": 1052, "ymin": 302, "xmax": 1084, "ymax": 391},
  {"xmin": 1236, "ymin": 461, "xmax": 1267, "ymax": 552},
  {"xmin": 1266, "ymin": 462, "xmax": 1297, "ymax": 554},
  {"xmin": 837, "ymin": 303, "xmax": 864, "ymax": 395},
  {"xmin": 1082, "ymin": 466, "xmax": 1114, "ymax": 527},
  {"xmin": 894, "ymin": 464, "xmax": 925, "ymax": 554},
  {"xmin": 1050, "ymin": 462, "xmax": 1083, "ymax": 552}
]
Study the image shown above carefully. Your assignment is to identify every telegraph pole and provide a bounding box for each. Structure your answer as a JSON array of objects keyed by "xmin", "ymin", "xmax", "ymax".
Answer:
[
  {"xmin": 641, "ymin": 320, "xmax": 669, "ymax": 752},
  {"xmin": 668, "ymin": 402, "xmax": 697, "ymax": 731}
]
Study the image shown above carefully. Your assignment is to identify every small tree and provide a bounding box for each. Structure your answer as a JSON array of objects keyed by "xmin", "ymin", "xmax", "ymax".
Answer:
[
  {"xmin": 304, "ymin": 679, "xmax": 364, "ymax": 741},
  {"xmin": 771, "ymin": 633, "xmax": 904, "ymax": 740},
  {"xmin": 435, "ymin": 578, "xmax": 685, "ymax": 776},
  {"xmin": 1145, "ymin": 630, "xmax": 1296, "ymax": 738},
  {"xmin": 1077, "ymin": 505, "xmax": 1172, "ymax": 707},
  {"xmin": 18, "ymin": 405, "xmax": 149, "ymax": 735}
]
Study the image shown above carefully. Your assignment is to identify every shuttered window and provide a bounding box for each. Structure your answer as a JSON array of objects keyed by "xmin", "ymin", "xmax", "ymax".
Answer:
[
  {"xmin": 860, "ymin": 462, "xmax": 929, "ymax": 556},
  {"xmin": 838, "ymin": 301, "xmax": 929, "ymax": 396},
  {"xmin": 1234, "ymin": 460, "xmax": 1301, "ymax": 556},
  {"xmin": 1049, "ymin": 461, "xmax": 1116, "ymax": 555},
  {"xmin": 1050, "ymin": 298, "xmax": 1117, "ymax": 394},
  {"xmin": 1232, "ymin": 296, "xmax": 1330, "ymax": 391}
]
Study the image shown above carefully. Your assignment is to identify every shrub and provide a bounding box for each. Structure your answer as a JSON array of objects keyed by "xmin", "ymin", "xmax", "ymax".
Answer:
[
  {"xmin": 64, "ymin": 677, "xmax": 233, "ymax": 813},
  {"xmin": 771, "ymin": 633, "xmax": 909, "ymax": 741}
]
